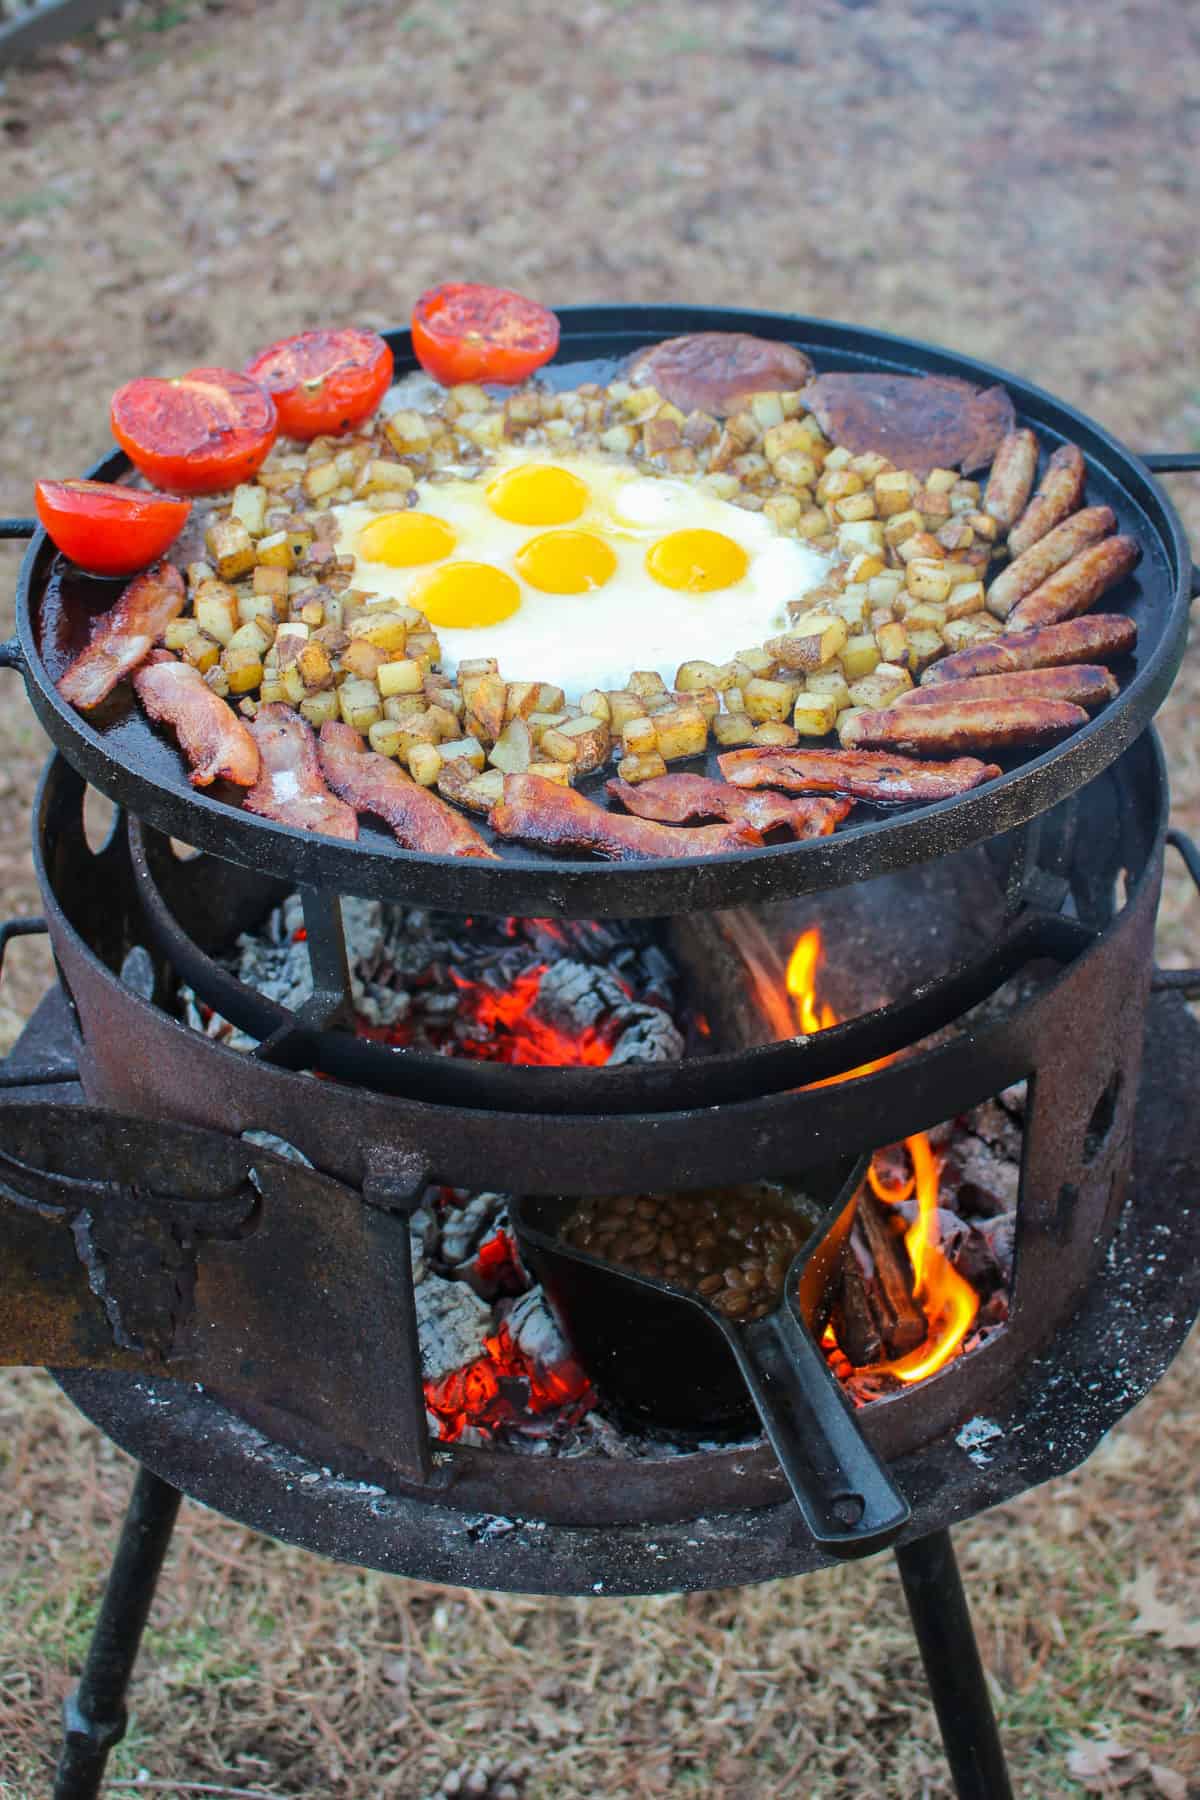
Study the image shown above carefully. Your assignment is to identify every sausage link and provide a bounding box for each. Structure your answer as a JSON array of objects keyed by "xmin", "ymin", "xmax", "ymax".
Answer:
[
  {"xmin": 983, "ymin": 429, "xmax": 1039, "ymax": 530},
  {"xmin": 894, "ymin": 664, "xmax": 1116, "ymax": 711},
  {"xmin": 920, "ymin": 614, "xmax": 1137, "ymax": 685},
  {"xmin": 1007, "ymin": 536, "xmax": 1140, "ymax": 632},
  {"xmin": 986, "ymin": 505, "xmax": 1116, "ymax": 617},
  {"xmin": 1006, "ymin": 443, "xmax": 1087, "ymax": 557},
  {"xmin": 841, "ymin": 697, "xmax": 1087, "ymax": 755}
]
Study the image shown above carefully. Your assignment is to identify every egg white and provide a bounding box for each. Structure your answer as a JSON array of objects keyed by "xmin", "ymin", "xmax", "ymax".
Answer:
[{"xmin": 332, "ymin": 448, "xmax": 831, "ymax": 696}]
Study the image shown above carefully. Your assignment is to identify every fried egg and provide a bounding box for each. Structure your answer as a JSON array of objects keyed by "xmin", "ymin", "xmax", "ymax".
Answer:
[{"xmin": 332, "ymin": 448, "xmax": 830, "ymax": 695}]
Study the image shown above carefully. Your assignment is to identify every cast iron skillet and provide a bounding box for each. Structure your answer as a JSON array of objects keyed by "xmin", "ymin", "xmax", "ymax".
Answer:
[
  {"xmin": 512, "ymin": 1159, "xmax": 911, "ymax": 1558},
  {"xmin": 3, "ymin": 307, "xmax": 1196, "ymax": 918}
]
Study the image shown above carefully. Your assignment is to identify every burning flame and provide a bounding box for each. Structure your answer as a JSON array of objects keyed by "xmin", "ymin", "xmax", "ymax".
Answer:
[{"xmin": 786, "ymin": 927, "xmax": 978, "ymax": 1384}]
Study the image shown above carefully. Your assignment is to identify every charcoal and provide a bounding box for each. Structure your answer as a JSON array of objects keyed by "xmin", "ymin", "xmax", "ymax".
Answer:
[
  {"xmin": 439, "ymin": 1192, "xmax": 507, "ymax": 1266},
  {"xmin": 505, "ymin": 1288, "xmax": 573, "ymax": 1370},
  {"xmin": 945, "ymin": 1135, "xmax": 1020, "ymax": 1217},
  {"xmin": 414, "ymin": 1267, "xmax": 493, "ymax": 1384}
]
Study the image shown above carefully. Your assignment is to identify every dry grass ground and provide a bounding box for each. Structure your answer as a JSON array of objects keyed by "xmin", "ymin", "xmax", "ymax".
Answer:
[{"xmin": 0, "ymin": 2, "xmax": 1197, "ymax": 1795}]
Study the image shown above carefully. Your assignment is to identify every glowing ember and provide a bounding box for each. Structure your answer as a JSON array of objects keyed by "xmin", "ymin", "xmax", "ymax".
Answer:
[
  {"xmin": 423, "ymin": 1322, "xmax": 593, "ymax": 1443},
  {"xmin": 448, "ymin": 964, "xmax": 611, "ymax": 1066},
  {"xmin": 786, "ymin": 925, "xmax": 980, "ymax": 1384}
]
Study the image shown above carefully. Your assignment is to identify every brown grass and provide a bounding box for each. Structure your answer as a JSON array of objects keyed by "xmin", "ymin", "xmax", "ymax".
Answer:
[{"xmin": 1, "ymin": 2, "xmax": 1198, "ymax": 1795}]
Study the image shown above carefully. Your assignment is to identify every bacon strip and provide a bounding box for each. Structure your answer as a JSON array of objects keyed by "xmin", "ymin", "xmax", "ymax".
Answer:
[
  {"xmin": 244, "ymin": 705, "xmax": 358, "ymax": 841},
  {"xmin": 920, "ymin": 614, "xmax": 1137, "ymax": 686},
  {"xmin": 1007, "ymin": 536, "xmax": 1139, "ymax": 632},
  {"xmin": 894, "ymin": 665, "xmax": 1116, "ymax": 712},
  {"xmin": 490, "ymin": 774, "xmax": 762, "ymax": 861},
  {"xmin": 57, "ymin": 562, "xmax": 185, "ymax": 710},
  {"xmin": 1006, "ymin": 443, "xmax": 1087, "ymax": 557},
  {"xmin": 132, "ymin": 650, "xmax": 260, "ymax": 788},
  {"xmin": 841, "ymin": 698, "xmax": 1087, "ymax": 756},
  {"xmin": 985, "ymin": 506, "xmax": 1116, "ymax": 618},
  {"xmin": 318, "ymin": 721, "xmax": 497, "ymax": 859},
  {"xmin": 606, "ymin": 772, "xmax": 852, "ymax": 837},
  {"xmin": 717, "ymin": 746, "xmax": 1000, "ymax": 804}
]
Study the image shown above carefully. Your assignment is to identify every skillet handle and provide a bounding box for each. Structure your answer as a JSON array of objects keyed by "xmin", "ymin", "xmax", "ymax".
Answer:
[
  {"xmin": 1151, "ymin": 828, "xmax": 1200, "ymax": 1000},
  {"xmin": 730, "ymin": 1306, "xmax": 910, "ymax": 1558}
]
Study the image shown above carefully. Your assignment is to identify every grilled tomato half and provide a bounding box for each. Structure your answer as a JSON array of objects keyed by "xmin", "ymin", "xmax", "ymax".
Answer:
[
  {"xmin": 245, "ymin": 327, "xmax": 394, "ymax": 439},
  {"xmin": 34, "ymin": 478, "xmax": 191, "ymax": 576},
  {"xmin": 411, "ymin": 283, "xmax": 560, "ymax": 386},
  {"xmin": 110, "ymin": 367, "xmax": 277, "ymax": 494}
]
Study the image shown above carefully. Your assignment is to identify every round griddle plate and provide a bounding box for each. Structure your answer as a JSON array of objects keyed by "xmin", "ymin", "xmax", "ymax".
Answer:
[{"xmin": 14, "ymin": 307, "xmax": 1193, "ymax": 917}]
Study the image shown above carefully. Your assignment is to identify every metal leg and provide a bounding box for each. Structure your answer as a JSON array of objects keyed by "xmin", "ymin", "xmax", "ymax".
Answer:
[
  {"xmin": 894, "ymin": 1528, "xmax": 1014, "ymax": 1800},
  {"xmin": 53, "ymin": 1466, "xmax": 182, "ymax": 1800}
]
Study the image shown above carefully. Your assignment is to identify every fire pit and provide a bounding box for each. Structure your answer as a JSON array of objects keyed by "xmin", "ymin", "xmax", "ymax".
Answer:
[{"xmin": 1, "ymin": 307, "xmax": 1198, "ymax": 1800}]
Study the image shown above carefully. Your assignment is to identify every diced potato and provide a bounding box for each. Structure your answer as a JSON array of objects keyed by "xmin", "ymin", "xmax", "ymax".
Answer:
[
  {"xmin": 767, "ymin": 612, "xmax": 848, "ymax": 673},
  {"xmin": 937, "ymin": 517, "xmax": 976, "ymax": 554},
  {"xmin": 407, "ymin": 742, "xmax": 443, "ymax": 786},
  {"xmin": 236, "ymin": 592, "xmax": 279, "ymax": 634},
  {"xmin": 338, "ymin": 678, "xmax": 382, "ymax": 732},
  {"xmin": 724, "ymin": 685, "xmax": 745, "ymax": 714},
  {"xmin": 405, "ymin": 630, "xmax": 440, "ymax": 670},
  {"xmin": 750, "ymin": 721, "xmax": 799, "ymax": 747},
  {"xmin": 186, "ymin": 560, "xmax": 214, "ymax": 590},
  {"xmin": 906, "ymin": 628, "xmax": 947, "ymax": 673},
  {"xmin": 792, "ymin": 691, "xmax": 839, "ymax": 736},
  {"xmin": 577, "ymin": 689, "xmax": 609, "ymax": 722},
  {"xmin": 227, "ymin": 620, "xmax": 272, "ymax": 659},
  {"xmin": 367, "ymin": 719, "xmax": 405, "ymax": 759},
  {"xmin": 795, "ymin": 506, "xmax": 831, "ymax": 541},
  {"xmin": 896, "ymin": 531, "xmax": 945, "ymax": 566},
  {"xmin": 259, "ymin": 678, "xmax": 290, "ymax": 705},
  {"xmin": 848, "ymin": 663, "xmax": 913, "ymax": 709},
  {"xmin": 181, "ymin": 632, "xmax": 221, "ymax": 675},
  {"xmin": 836, "ymin": 706, "xmax": 869, "ymax": 744},
  {"xmin": 488, "ymin": 718, "xmax": 534, "ymax": 775},
  {"xmin": 383, "ymin": 694, "xmax": 427, "ymax": 724},
  {"xmin": 848, "ymin": 451, "xmax": 892, "ymax": 481},
  {"xmin": 255, "ymin": 531, "xmax": 294, "ymax": 572},
  {"xmin": 679, "ymin": 685, "xmax": 720, "ymax": 722},
  {"xmin": 621, "ymin": 715, "xmax": 658, "ymax": 755},
  {"xmin": 652, "ymin": 702, "xmax": 708, "ymax": 761},
  {"xmin": 875, "ymin": 620, "xmax": 908, "ymax": 665},
  {"xmin": 436, "ymin": 736, "xmax": 487, "ymax": 772},
  {"xmin": 903, "ymin": 601, "xmax": 949, "ymax": 631},
  {"xmin": 837, "ymin": 520, "xmax": 886, "ymax": 559},
  {"xmin": 545, "ymin": 713, "xmax": 611, "ymax": 772},
  {"xmin": 220, "ymin": 643, "xmax": 263, "ymax": 694},
  {"xmin": 838, "ymin": 634, "xmax": 881, "ymax": 683},
  {"xmin": 744, "ymin": 676, "xmax": 800, "ymax": 723},
  {"xmin": 939, "ymin": 560, "xmax": 980, "ymax": 590},
  {"xmin": 193, "ymin": 580, "xmax": 239, "ymax": 647},
  {"xmin": 299, "ymin": 689, "xmax": 341, "ymax": 729},
  {"xmin": 501, "ymin": 681, "xmax": 537, "ymax": 721},
  {"xmin": 942, "ymin": 614, "xmax": 1003, "ymax": 652},
  {"xmin": 773, "ymin": 449, "xmax": 820, "ymax": 488},
  {"xmin": 806, "ymin": 668, "xmax": 851, "ymax": 708},
  {"xmin": 384, "ymin": 410, "xmax": 433, "ymax": 454},
  {"xmin": 524, "ymin": 760, "xmax": 573, "ymax": 785},
  {"xmin": 302, "ymin": 462, "xmax": 339, "ymax": 502},
  {"xmin": 458, "ymin": 769, "xmax": 506, "ymax": 813},
  {"xmin": 204, "ymin": 516, "xmax": 255, "ymax": 580},
  {"xmin": 827, "ymin": 588, "xmax": 869, "ymax": 630},
  {"xmin": 203, "ymin": 664, "xmax": 230, "ymax": 698},
  {"xmin": 231, "ymin": 484, "xmax": 269, "ymax": 538},
  {"xmin": 834, "ymin": 490, "xmax": 877, "ymax": 523},
  {"xmin": 600, "ymin": 423, "xmax": 637, "ymax": 455},
  {"xmin": 817, "ymin": 467, "xmax": 863, "ymax": 503},
  {"xmin": 540, "ymin": 729, "xmax": 580, "ymax": 765},
  {"xmin": 533, "ymin": 682, "xmax": 566, "ymax": 713},
  {"xmin": 527, "ymin": 710, "xmax": 570, "ymax": 746},
  {"xmin": 866, "ymin": 571, "xmax": 905, "ymax": 607},
  {"xmin": 734, "ymin": 645, "xmax": 774, "ymax": 678},
  {"xmin": 164, "ymin": 619, "xmax": 202, "ymax": 652},
  {"xmin": 762, "ymin": 422, "xmax": 811, "ymax": 463},
  {"xmin": 845, "ymin": 552, "xmax": 886, "ymax": 585},
  {"xmin": 712, "ymin": 711, "xmax": 756, "ymax": 748},
  {"xmin": 883, "ymin": 508, "xmax": 924, "ymax": 548},
  {"xmin": 628, "ymin": 670, "xmax": 669, "ymax": 702},
  {"xmin": 965, "ymin": 510, "xmax": 1001, "ymax": 543},
  {"xmin": 457, "ymin": 657, "xmax": 500, "ymax": 679},
  {"xmin": 350, "ymin": 612, "xmax": 409, "ymax": 652},
  {"xmin": 424, "ymin": 704, "xmax": 459, "ymax": 742},
  {"xmin": 436, "ymin": 757, "xmax": 481, "ymax": 808},
  {"xmin": 378, "ymin": 658, "xmax": 423, "ymax": 698},
  {"xmin": 461, "ymin": 672, "xmax": 507, "ymax": 744},
  {"xmin": 606, "ymin": 689, "xmax": 646, "ymax": 734},
  {"xmin": 945, "ymin": 581, "xmax": 986, "ymax": 621},
  {"xmin": 906, "ymin": 559, "xmax": 954, "ymax": 603},
  {"xmin": 616, "ymin": 750, "xmax": 669, "ymax": 784},
  {"xmin": 354, "ymin": 458, "xmax": 416, "ymax": 498},
  {"xmin": 297, "ymin": 641, "xmax": 335, "ymax": 690},
  {"xmin": 341, "ymin": 639, "xmax": 387, "ymax": 683}
]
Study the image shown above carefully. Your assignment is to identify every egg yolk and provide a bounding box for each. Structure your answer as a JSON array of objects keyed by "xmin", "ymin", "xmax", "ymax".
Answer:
[
  {"xmin": 487, "ymin": 463, "xmax": 589, "ymax": 525},
  {"xmin": 645, "ymin": 529, "xmax": 749, "ymax": 593},
  {"xmin": 515, "ymin": 530, "xmax": 617, "ymax": 595},
  {"xmin": 358, "ymin": 511, "xmax": 457, "ymax": 566},
  {"xmin": 411, "ymin": 561, "xmax": 522, "ymax": 629}
]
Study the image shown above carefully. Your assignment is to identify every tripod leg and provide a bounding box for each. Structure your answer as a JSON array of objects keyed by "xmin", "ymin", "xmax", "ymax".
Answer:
[
  {"xmin": 53, "ymin": 1465, "xmax": 182, "ymax": 1800},
  {"xmin": 894, "ymin": 1528, "xmax": 1014, "ymax": 1800}
]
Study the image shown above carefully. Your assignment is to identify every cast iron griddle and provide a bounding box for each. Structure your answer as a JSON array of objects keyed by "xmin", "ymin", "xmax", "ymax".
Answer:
[{"xmin": 5, "ymin": 307, "xmax": 1194, "ymax": 918}]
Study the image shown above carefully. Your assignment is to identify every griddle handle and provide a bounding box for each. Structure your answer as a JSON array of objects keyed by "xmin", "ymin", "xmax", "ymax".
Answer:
[
  {"xmin": 0, "ymin": 518, "xmax": 37, "ymax": 540},
  {"xmin": 0, "ymin": 637, "xmax": 27, "ymax": 676},
  {"xmin": 1152, "ymin": 829, "xmax": 1200, "ymax": 999},
  {"xmin": 731, "ymin": 1307, "xmax": 910, "ymax": 1559}
]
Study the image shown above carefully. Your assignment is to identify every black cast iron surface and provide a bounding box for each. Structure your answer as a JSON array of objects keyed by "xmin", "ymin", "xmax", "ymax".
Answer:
[
  {"xmin": 47, "ymin": 986, "xmax": 1200, "ymax": 1594},
  {"xmin": 4, "ymin": 307, "xmax": 1195, "ymax": 916}
]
